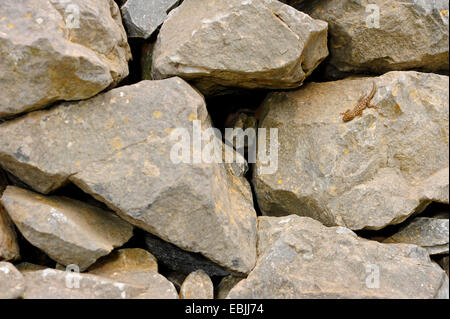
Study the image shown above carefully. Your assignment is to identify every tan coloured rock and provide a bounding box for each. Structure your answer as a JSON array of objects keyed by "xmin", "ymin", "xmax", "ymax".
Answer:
[
  {"xmin": 88, "ymin": 248, "xmax": 158, "ymax": 275},
  {"xmin": 0, "ymin": 203, "xmax": 20, "ymax": 261},
  {"xmin": 151, "ymin": 0, "xmax": 328, "ymax": 95},
  {"xmin": 227, "ymin": 215, "xmax": 449, "ymax": 299},
  {"xmin": 0, "ymin": 0, "xmax": 131, "ymax": 117},
  {"xmin": 0, "ymin": 78, "xmax": 257, "ymax": 274},
  {"xmin": 254, "ymin": 71, "xmax": 449, "ymax": 230},
  {"xmin": 0, "ymin": 261, "xmax": 25, "ymax": 299},
  {"xmin": 1, "ymin": 186, "xmax": 134, "ymax": 271},
  {"xmin": 180, "ymin": 269, "xmax": 214, "ymax": 299}
]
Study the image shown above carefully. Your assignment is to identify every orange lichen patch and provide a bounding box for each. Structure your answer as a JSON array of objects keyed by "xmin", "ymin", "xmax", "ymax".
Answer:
[
  {"xmin": 188, "ymin": 113, "xmax": 197, "ymax": 121},
  {"xmin": 7, "ymin": 24, "xmax": 14, "ymax": 29},
  {"xmin": 124, "ymin": 117, "xmax": 129, "ymax": 124},
  {"xmin": 1, "ymin": 17, "xmax": 6, "ymax": 21},
  {"xmin": 25, "ymin": 13, "xmax": 32, "ymax": 19},
  {"xmin": 153, "ymin": 110, "xmax": 162, "ymax": 119},
  {"xmin": 277, "ymin": 179, "xmax": 283, "ymax": 185},
  {"xmin": 110, "ymin": 137, "xmax": 123, "ymax": 151}
]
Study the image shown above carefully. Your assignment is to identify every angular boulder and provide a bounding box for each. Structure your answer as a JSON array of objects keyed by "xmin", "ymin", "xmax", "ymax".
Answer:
[
  {"xmin": 121, "ymin": 0, "xmax": 181, "ymax": 39},
  {"xmin": 0, "ymin": 203, "xmax": 20, "ymax": 261},
  {"xmin": 151, "ymin": 0, "xmax": 328, "ymax": 95},
  {"xmin": 227, "ymin": 215, "xmax": 449, "ymax": 299},
  {"xmin": 0, "ymin": 78, "xmax": 257, "ymax": 274},
  {"xmin": 384, "ymin": 217, "xmax": 449, "ymax": 255},
  {"xmin": 254, "ymin": 71, "xmax": 449, "ymax": 230},
  {"xmin": 0, "ymin": 0, "xmax": 131, "ymax": 117},
  {"xmin": 302, "ymin": 0, "xmax": 449, "ymax": 78},
  {"xmin": 1, "ymin": 186, "xmax": 134, "ymax": 270},
  {"xmin": 0, "ymin": 262, "xmax": 25, "ymax": 299}
]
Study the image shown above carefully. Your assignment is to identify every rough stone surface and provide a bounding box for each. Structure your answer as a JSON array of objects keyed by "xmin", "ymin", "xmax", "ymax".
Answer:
[
  {"xmin": 217, "ymin": 275, "xmax": 243, "ymax": 299},
  {"xmin": 1, "ymin": 186, "xmax": 134, "ymax": 271},
  {"xmin": 88, "ymin": 248, "xmax": 158, "ymax": 276},
  {"xmin": 301, "ymin": 0, "xmax": 449, "ymax": 78},
  {"xmin": 384, "ymin": 217, "xmax": 449, "ymax": 255},
  {"xmin": 144, "ymin": 233, "xmax": 229, "ymax": 277},
  {"xmin": 0, "ymin": 0, "xmax": 132, "ymax": 118},
  {"xmin": 151, "ymin": 0, "xmax": 328, "ymax": 95},
  {"xmin": 254, "ymin": 71, "xmax": 449, "ymax": 230},
  {"xmin": 121, "ymin": 0, "xmax": 181, "ymax": 39},
  {"xmin": 0, "ymin": 78, "xmax": 257, "ymax": 274},
  {"xmin": 180, "ymin": 269, "xmax": 214, "ymax": 299},
  {"xmin": 0, "ymin": 261, "xmax": 25, "ymax": 299},
  {"xmin": 227, "ymin": 215, "xmax": 449, "ymax": 299},
  {"xmin": 0, "ymin": 203, "xmax": 20, "ymax": 261},
  {"xmin": 22, "ymin": 268, "xmax": 147, "ymax": 299}
]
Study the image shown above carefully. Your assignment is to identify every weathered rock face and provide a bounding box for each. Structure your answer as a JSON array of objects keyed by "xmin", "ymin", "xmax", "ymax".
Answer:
[
  {"xmin": 88, "ymin": 248, "xmax": 158, "ymax": 275},
  {"xmin": 300, "ymin": 0, "xmax": 449, "ymax": 78},
  {"xmin": 0, "ymin": 262, "xmax": 25, "ymax": 299},
  {"xmin": 0, "ymin": 78, "xmax": 257, "ymax": 274},
  {"xmin": 15, "ymin": 262, "xmax": 47, "ymax": 273},
  {"xmin": 384, "ymin": 217, "xmax": 449, "ymax": 255},
  {"xmin": 121, "ymin": 0, "xmax": 181, "ymax": 39},
  {"xmin": 151, "ymin": 0, "xmax": 328, "ymax": 95},
  {"xmin": 180, "ymin": 270, "xmax": 214, "ymax": 299},
  {"xmin": 144, "ymin": 233, "xmax": 229, "ymax": 277},
  {"xmin": 227, "ymin": 215, "xmax": 449, "ymax": 299},
  {"xmin": 0, "ymin": 203, "xmax": 20, "ymax": 261},
  {"xmin": 0, "ymin": 0, "xmax": 131, "ymax": 117},
  {"xmin": 1, "ymin": 186, "xmax": 134, "ymax": 271},
  {"xmin": 254, "ymin": 71, "xmax": 449, "ymax": 230},
  {"xmin": 22, "ymin": 268, "xmax": 147, "ymax": 299}
]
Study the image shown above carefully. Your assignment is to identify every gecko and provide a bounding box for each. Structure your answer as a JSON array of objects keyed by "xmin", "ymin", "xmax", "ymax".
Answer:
[{"xmin": 341, "ymin": 82, "xmax": 377, "ymax": 122}]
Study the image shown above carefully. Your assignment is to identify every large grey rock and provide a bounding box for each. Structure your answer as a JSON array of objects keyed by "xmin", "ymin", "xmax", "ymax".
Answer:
[
  {"xmin": 0, "ymin": 0, "xmax": 131, "ymax": 117},
  {"xmin": 302, "ymin": 0, "xmax": 449, "ymax": 78},
  {"xmin": 22, "ymin": 268, "xmax": 147, "ymax": 299},
  {"xmin": 254, "ymin": 71, "xmax": 449, "ymax": 230},
  {"xmin": 0, "ymin": 78, "xmax": 257, "ymax": 274},
  {"xmin": 0, "ymin": 203, "xmax": 20, "ymax": 261},
  {"xmin": 180, "ymin": 269, "xmax": 214, "ymax": 299},
  {"xmin": 0, "ymin": 261, "xmax": 25, "ymax": 299},
  {"xmin": 121, "ymin": 0, "xmax": 181, "ymax": 39},
  {"xmin": 384, "ymin": 217, "xmax": 449, "ymax": 255},
  {"xmin": 1, "ymin": 186, "xmax": 133, "ymax": 271},
  {"xmin": 227, "ymin": 215, "xmax": 449, "ymax": 299},
  {"xmin": 144, "ymin": 233, "xmax": 230, "ymax": 277},
  {"xmin": 151, "ymin": 0, "xmax": 328, "ymax": 95}
]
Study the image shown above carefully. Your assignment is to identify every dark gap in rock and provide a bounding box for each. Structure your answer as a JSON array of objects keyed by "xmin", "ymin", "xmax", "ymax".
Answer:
[
  {"xmin": 247, "ymin": 164, "xmax": 263, "ymax": 217},
  {"xmin": 205, "ymin": 90, "xmax": 268, "ymax": 133},
  {"xmin": 143, "ymin": 232, "xmax": 231, "ymax": 278},
  {"xmin": 418, "ymin": 202, "xmax": 449, "ymax": 218},
  {"xmin": 51, "ymin": 182, "xmax": 112, "ymax": 212},
  {"xmin": 117, "ymin": 37, "xmax": 147, "ymax": 87}
]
